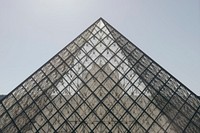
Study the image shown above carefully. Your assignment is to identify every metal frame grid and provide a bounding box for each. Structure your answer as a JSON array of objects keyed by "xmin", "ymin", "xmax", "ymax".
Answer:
[{"xmin": 0, "ymin": 18, "xmax": 200, "ymax": 133}]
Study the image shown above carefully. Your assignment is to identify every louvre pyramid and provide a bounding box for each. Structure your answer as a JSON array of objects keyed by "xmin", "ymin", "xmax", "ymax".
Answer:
[{"xmin": 0, "ymin": 18, "xmax": 200, "ymax": 133}]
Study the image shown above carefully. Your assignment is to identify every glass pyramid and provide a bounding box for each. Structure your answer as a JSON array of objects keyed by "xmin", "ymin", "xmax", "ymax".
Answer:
[{"xmin": 0, "ymin": 18, "xmax": 200, "ymax": 133}]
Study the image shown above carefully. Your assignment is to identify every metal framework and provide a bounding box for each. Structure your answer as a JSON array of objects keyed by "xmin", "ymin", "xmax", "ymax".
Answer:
[{"xmin": 0, "ymin": 18, "xmax": 200, "ymax": 133}]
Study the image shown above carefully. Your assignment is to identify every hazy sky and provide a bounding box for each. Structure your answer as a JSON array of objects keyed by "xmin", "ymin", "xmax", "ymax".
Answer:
[{"xmin": 0, "ymin": 0, "xmax": 200, "ymax": 95}]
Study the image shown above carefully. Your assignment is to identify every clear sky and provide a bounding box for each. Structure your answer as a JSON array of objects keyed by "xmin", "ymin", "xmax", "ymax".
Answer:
[{"xmin": 0, "ymin": 0, "xmax": 200, "ymax": 95}]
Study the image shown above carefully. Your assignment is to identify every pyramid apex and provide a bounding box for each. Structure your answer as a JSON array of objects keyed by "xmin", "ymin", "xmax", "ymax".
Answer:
[
  {"xmin": 98, "ymin": 17, "xmax": 104, "ymax": 20},
  {"xmin": 96, "ymin": 17, "xmax": 107, "ymax": 24}
]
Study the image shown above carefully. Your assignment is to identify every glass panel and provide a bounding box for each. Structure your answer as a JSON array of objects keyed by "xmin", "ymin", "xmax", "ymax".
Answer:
[
  {"xmin": 32, "ymin": 70, "xmax": 46, "ymax": 83},
  {"xmin": 2, "ymin": 94, "xmax": 16, "ymax": 110}
]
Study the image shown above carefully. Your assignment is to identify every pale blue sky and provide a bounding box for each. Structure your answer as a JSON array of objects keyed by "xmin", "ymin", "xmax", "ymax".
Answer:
[{"xmin": 0, "ymin": 0, "xmax": 200, "ymax": 95}]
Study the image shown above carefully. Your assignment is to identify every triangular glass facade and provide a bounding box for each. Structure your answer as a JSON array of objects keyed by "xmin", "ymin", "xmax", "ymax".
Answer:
[{"xmin": 0, "ymin": 18, "xmax": 200, "ymax": 132}]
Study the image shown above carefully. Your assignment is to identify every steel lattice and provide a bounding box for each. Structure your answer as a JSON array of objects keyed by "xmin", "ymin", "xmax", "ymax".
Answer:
[{"xmin": 0, "ymin": 18, "xmax": 200, "ymax": 133}]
